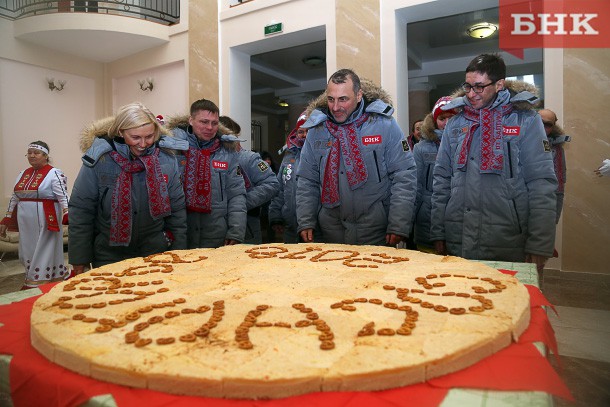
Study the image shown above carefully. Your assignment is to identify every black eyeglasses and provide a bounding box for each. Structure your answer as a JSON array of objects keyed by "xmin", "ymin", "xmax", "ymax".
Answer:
[
  {"xmin": 542, "ymin": 121, "xmax": 554, "ymax": 128},
  {"xmin": 461, "ymin": 81, "xmax": 496, "ymax": 94}
]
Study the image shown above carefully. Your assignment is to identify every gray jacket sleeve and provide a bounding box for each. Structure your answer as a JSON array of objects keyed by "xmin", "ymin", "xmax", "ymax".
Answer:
[
  {"xmin": 162, "ymin": 154, "xmax": 187, "ymax": 250},
  {"xmin": 430, "ymin": 128, "xmax": 451, "ymax": 243},
  {"xmin": 295, "ymin": 137, "xmax": 321, "ymax": 233},
  {"xmin": 242, "ymin": 151, "xmax": 279, "ymax": 210},
  {"xmin": 225, "ymin": 152, "xmax": 247, "ymax": 242},
  {"xmin": 384, "ymin": 120, "xmax": 417, "ymax": 237},
  {"xmin": 268, "ymin": 163, "xmax": 285, "ymax": 225},
  {"xmin": 520, "ymin": 114, "xmax": 558, "ymax": 257},
  {"xmin": 68, "ymin": 164, "xmax": 99, "ymax": 265}
]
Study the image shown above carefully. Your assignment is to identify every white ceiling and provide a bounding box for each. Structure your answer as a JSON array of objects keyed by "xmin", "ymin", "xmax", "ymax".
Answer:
[{"xmin": 16, "ymin": 29, "xmax": 167, "ymax": 63}]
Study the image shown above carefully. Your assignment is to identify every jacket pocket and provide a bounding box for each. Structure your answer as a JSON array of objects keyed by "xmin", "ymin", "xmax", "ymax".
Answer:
[
  {"xmin": 511, "ymin": 199, "xmax": 522, "ymax": 234},
  {"xmin": 373, "ymin": 150, "xmax": 381, "ymax": 182}
]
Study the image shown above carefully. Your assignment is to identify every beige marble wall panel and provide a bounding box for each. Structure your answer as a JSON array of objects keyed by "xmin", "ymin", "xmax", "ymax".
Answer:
[
  {"xmin": 336, "ymin": 0, "xmax": 380, "ymax": 84},
  {"xmin": 189, "ymin": 0, "xmax": 219, "ymax": 103},
  {"xmin": 562, "ymin": 49, "xmax": 610, "ymax": 275}
]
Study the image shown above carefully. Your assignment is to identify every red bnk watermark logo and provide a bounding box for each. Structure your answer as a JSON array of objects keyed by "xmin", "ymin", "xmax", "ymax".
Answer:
[
  {"xmin": 212, "ymin": 160, "xmax": 228, "ymax": 170},
  {"xmin": 500, "ymin": 0, "xmax": 610, "ymax": 58},
  {"xmin": 362, "ymin": 135, "xmax": 382, "ymax": 145}
]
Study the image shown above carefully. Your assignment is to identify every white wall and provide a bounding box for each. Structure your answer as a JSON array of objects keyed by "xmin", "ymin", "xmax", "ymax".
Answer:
[
  {"xmin": 0, "ymin": 58, "xmax": 94, "ymax": 201},
  {"xmin": 219, "ymin": 0, "xmax": 335, "ymax": 149},
  {"xmin": 112, "ymin": 61, "xmax": 187, "ymax": 118}
]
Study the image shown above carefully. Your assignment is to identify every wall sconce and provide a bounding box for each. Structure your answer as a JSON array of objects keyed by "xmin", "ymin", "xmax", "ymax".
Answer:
[
  {"xmin": 47, "ymin": 78, "xmax": 66, "ymax": 91},
  {"xmin": 138, "ymin": 78, "xmax": 154, "ymax": 92}
]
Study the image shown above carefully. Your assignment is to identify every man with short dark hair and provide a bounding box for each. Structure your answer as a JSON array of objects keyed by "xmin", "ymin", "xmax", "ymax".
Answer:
[
  {"xmin": 431, "ymin": 54, "xmax": 557, "ymax": 278},
  {"xmin": 297, "ymin": 69, "xmax": 416, "ymax": 246},
  {"xmin": 168, "ymin": 99, "xmax": 247, "ymax": 248}
]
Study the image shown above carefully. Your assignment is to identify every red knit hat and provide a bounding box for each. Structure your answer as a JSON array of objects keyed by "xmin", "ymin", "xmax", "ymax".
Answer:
[
  {"xmin": 295, "ymin": 111, "xmax": 307, "ymax": 130},
  {"xmin": 432, "ymin": 96, "xmax": 455, "ymax": 122}
]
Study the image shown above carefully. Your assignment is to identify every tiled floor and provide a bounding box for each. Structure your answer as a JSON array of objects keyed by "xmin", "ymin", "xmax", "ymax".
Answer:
[
  {"xmin": 1, "ymin": 253, "xmax": 609, "ymax": 406},
  {"xmin": 543, "ymin": 274, "xmax": 610, "ymax": 407}
]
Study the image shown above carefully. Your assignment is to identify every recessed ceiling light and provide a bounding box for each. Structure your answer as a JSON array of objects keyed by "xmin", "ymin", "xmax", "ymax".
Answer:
[
  {"xmin": 278, "ymin": 100, "xmax": 289, "ymax": 107},
  {"xmin": 467, "ymin": 22, "xmax": 498, "ymax": 39},
  {"xmin": 302, "ymin": 56, "xmax": 325, "ymax": 67}
]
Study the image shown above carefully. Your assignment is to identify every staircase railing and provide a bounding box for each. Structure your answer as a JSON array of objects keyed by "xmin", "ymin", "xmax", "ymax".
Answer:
[{"xmin": 0, "ymin": 1, "xmax": 179, "ymax": 25}]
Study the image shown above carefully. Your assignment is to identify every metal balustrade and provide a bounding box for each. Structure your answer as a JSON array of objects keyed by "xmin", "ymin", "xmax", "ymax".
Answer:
[{"xmin": 0, "ymin": 0, "xmax": 179, "ymax": 25}]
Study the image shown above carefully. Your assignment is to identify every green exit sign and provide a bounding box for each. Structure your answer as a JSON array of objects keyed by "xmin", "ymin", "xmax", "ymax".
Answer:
[{"xmin": 264, "ymin": 22, "xmax": 283, "ymax": 36}]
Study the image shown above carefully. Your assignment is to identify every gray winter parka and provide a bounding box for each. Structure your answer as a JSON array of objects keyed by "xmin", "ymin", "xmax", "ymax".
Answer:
[
  {"xmin": 430, "ymin": 81, "xmax": 558, "ymax": 261},
  {"xmin": 547, "ymin": 123, "xmax": 570, "ymax": 223},
  {"xmin": 269, "ymin": 143, "xmax": 302, "ymax": 243},
  {"xmin": 168, "ymin": 118, "xmax": 247, "ymax": 248},
  {"xmin": 296, "ymin": 82, "xmax": 417, "ymax": 245},
  {"xmin": 69, "ymin": 134, "xmax": 187, "ymax": 267},
  {"xmin": 413, "ymin": 113, "xmax": 442, "ymax": 248},
  {"xmin": 236, "ymin": 148, "xmax": 279, "ymax": 244}
]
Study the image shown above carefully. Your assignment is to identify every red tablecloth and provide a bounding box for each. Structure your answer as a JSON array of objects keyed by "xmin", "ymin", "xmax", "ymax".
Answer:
[{"xmin": 0, "ymin": 282, "xmax": 573, "ymax": 407}]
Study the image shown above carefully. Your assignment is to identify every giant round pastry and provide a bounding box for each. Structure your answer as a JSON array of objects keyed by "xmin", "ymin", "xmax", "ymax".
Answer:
[{"xmin": 31, "ymin": 244, "xmax": 530, "ymax": 399}]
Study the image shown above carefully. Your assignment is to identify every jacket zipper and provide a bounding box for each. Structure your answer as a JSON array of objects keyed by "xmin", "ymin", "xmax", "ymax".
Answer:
[
  {"xmin": 507, "ymin": 143, "xmax": 514, "ymax": 178},
  {"xmin": 426, "ymin": 164, "xmax": 433, "ymax": 191},
  {"xmin": 219, "ymin": 173, "xmax": 224, "ymax": 201},
  {"xmin": 511, "ymin": 199, "xmax": 522, "ymax": 234},
  {"xmin": 373, "ymin": 151, "xmax": 381, "ymax": 182}
]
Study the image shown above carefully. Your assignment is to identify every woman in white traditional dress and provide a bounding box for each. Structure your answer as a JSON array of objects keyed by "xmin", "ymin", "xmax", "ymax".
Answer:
[{"xmin": 0, "ymin": 141, "xmax": 70, "ymax": 290}]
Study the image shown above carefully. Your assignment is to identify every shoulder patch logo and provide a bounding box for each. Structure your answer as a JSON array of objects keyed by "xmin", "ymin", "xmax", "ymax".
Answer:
[
  {"xmin": 542, "ymin": 139, "xmax": 551, "ymax": 152},
  {"xmin": 257, "ymin": 161, "xmax": 269, "ymax": 172},
  {"xmin": 401, "ymin": 140, "xmax": 410, "ymax": 152}
]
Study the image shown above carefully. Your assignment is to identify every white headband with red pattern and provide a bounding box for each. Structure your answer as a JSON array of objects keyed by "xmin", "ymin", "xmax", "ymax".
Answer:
[{"xmin": 28, "ymin": 144, "xmax": 49, "ymax": 155}]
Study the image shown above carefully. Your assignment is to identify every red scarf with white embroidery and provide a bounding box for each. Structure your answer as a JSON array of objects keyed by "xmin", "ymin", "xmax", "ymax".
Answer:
[
  {"xmin": 321, "ymin": 113, "xmax": 369, "ymax": 207},
  {"xmin": 109, "ymin": 150, "xmax": 171, "ymax": 246},
  {"xmin": 183, "ymin": 138, "xmax": 221, "ymax": 213},
  {"xmin": 460, "ymin": 104, "xmax": 513, "ymax": 174},
  {"xmin": 552, "ymin": 144, "xmax": 565, "ymax": 193}
]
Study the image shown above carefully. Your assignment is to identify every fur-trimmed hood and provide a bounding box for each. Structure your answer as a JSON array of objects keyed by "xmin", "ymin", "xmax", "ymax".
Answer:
[
  {"xmin": 303, "ymin": 79, "xmax": 394, "ymax": 127},
  {"xmin": 443, "ymin": 79, "xmax": 541, "ymax": 113},
  {"xmin": 420, "ymin": 112, "xmax": 441, "ymax": 143},
  {"xmin": 79, "ymin": 116, "xmax": 172, "ymax": 153},
  {"xmin": 547, "ymin": 121, "xmax": 571, "ymax": 145},
  {"xmin": 162, "ymin": 114, "xmax": 239, "ymax": 152}
]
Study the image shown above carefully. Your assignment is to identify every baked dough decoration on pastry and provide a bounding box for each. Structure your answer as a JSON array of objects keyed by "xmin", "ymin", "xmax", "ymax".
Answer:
[{"xmin": 31, "ymin": 244, "xmax": 530, "ymax": 399}]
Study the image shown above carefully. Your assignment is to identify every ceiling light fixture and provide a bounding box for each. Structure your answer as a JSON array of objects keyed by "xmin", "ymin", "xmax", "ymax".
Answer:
[
  {"xmin": 278, "ymin": 100, "xmax": 289, "ymax": 107},
  {"xmin": 467, "ymin": 22, "xmax": 498, "ymax": 39},
  {"xmin": 302, "ymin": 56, "xmax": 325, "ymax": 67}
]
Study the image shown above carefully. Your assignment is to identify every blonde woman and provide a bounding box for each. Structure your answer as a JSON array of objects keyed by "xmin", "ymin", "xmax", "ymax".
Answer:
[{"xmin": 68, "ymin": 102, "xmax": 187, "ymax": 274}]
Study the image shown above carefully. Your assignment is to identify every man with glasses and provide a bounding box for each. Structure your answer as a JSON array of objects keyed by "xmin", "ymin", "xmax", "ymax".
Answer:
[
  {"xmin": 539, "ymin": 108, "xmax": 570, "ymax": 224},
  {"xmin": 430, "ymin": 54, "xmax": 557, "ymax": 284}
]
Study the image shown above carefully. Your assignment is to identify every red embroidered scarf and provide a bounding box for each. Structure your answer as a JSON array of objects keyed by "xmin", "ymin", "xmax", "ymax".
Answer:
[
  {"xmin": 321, "ymin": 113, "xmax": 369, "ymax": 207},
  {"xmin": 460, "ymin": 104, "xmax": 513, "ymax": 174},
  {"xmin": 552, "ymin": 144, "xmax": 565, "ymax": 193},
  {"xmin": 109, "ymin": 150, "xmax": 171, "ymax": 246},
  {"xmin": 183, "ymin": 138, "xmax": 221, "ymax": 213}
]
